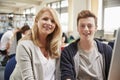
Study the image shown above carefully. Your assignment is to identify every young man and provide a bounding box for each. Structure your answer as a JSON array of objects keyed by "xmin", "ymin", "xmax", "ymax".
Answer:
[{"xmin": 60, "ymin": 10, "xmax": 112, "ymax": 80}]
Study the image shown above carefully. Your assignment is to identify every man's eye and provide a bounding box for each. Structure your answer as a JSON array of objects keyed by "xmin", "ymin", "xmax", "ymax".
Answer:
[
  {"xmin": 87, "ymin": 24, "xmax": 92, "ymax": 28},
  {"xmin": 80, "ymin": 25, "xmax": 85, "ymax": 28}
]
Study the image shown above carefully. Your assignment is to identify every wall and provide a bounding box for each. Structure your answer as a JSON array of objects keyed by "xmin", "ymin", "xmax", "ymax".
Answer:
[
  {"xmin": 35, "ymin": 0, "xmax": 60, "ymax": 14},
  {"xmin": 68, "ymin": 0, "xmax": 90, "ymax": 39},
  {"xmin": 91, "ymin": 0, "xmax": 98, "ymax": 17},
  {"xmin": 104, "ymin": 0, "xmax": 120, "ymax": 8}
]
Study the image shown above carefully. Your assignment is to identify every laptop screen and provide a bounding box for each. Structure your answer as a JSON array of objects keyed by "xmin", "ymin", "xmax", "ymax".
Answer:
[{"xmin": 108, "ymin": 28, "xmax": 120, "ymax": 80}]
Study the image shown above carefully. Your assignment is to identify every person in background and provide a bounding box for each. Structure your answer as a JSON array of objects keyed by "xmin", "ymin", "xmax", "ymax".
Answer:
[
  {"xmin": 0, "ymin": 28, "xmax": 14, "ymax": 55},
  {"xmin": 20, "ymin": 25, "xmax": 31, "ymax": 37},
  {"xmin": 9, "ymin": 25, "xmax": 30, "ymax": 58},
  {"xmin": 60, "ymin": 10, "xmax": 112, "ymax": 80},
  {"xmin": 0, "ymin": 32, "xmax": 4, "ymax": 41},
  {"xmin": 108, "ymin": 30, "xmax": 117, "ymax": 49},
  {"xmin": 68, "ymin": 35, "xmax": 75, "ymax": 43},
  {"xmin": 0, "ymin": 27, "xmax": 18, "ymax": 66},
  {"xmin": 108, "ymin": 40, "xmax": 115, "ymax": 49},
  {"xmin": 61, "ymin": 32, "xmax": 69, "ymax": 51},
  {"xmin": 10, "ymin": 7, "xmax": 62, "ymax": 80}
]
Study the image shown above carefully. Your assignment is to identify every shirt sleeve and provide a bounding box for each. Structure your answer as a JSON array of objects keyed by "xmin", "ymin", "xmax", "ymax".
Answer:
[
  {"xmin": 16, "ymin": 42, "xmax": 35, "ymax": 80},
  {"xmin": 60, "ymin": 48, "xmax": 75, "ymax": 80}
]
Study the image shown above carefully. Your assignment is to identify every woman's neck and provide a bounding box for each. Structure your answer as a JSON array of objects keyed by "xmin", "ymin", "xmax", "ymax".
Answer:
[
  {"xmin": 39, "ymin": 47, "xmax": 49, "ymax": 59},
  {"xmin": 39, "ymin": 34, "xmax": 47, "ymax": 48},
  {"xmin": 38, "ymin": 34, "xmax": 50, "ymax": 59}
]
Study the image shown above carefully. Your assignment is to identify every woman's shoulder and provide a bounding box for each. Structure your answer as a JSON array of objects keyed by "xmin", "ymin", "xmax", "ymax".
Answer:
[
  {"xmin": 18, "ymin": 40, "xmax": 34, "ymax": 47},
  {"xmin": 19, "ymin": 39, "xmax": 32, "ymax": 43}
]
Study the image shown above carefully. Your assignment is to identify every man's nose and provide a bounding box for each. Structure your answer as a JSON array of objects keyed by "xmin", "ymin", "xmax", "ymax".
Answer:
[{"xmin": 84, "ymin": 25, "xmax": 89, "ymax": 30}]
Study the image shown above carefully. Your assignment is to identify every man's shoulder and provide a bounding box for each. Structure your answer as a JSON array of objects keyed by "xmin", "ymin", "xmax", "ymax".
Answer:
[
  {"xmin": 95, "ymin": 39, "xmax": 112, "ymax": 54},
  {"xmin": 62, "ymin": 39, "xmax": 79, "ymax": 56}
]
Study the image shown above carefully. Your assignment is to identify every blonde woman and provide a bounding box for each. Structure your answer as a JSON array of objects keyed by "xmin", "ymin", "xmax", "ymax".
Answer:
[{"xmin": 10, "ymin": 7, "xmax": 62, "ymax": 80}]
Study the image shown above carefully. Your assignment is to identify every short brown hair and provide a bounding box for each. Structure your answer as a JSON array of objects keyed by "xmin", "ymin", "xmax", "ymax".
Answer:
[{"xmin": 77, "ymin": 10, "xmax": 97, "ymax": 27}]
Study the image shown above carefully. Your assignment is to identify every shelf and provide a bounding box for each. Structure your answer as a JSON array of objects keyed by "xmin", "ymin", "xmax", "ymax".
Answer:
[{"xmin": 0, "ymin": 13, "xmax": 34, "ymax": 31}]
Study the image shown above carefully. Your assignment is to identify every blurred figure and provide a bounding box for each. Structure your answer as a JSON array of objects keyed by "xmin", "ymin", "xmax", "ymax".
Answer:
[
  {"xmin": 20, "ymin": 25, "xmax": 31, "ymax": 37},
  {"xmin": 0, "ymin": 28, "xmax": 18, "ymax": 66},
  {"xmin": 0, "ymin": 29, "xmax": 14, "ymax": 55},
  {"xmin": 9, "ymin": 25, "xmax": 30, "ymax": 58},
  {"xmin": 60, "ymin": 10, "xmax": 112, "ymax": 80},
  {"xmin": 68, "ymin": 35, "xmax": 75, "ymax": 43},
  {"xmin": 0, "ymin": 32, "xmax": 4, "ymax": 41},
  {"xmin": 61, "ymin": 32, "xmax": 68, "ymax": 51},
  {"xmin": 108, "ymin": 40, "xmax": 115, "ymax": 49},
  {"xmin": 10, "ymin": 7, "xmax": 62, "ymax": 80}
]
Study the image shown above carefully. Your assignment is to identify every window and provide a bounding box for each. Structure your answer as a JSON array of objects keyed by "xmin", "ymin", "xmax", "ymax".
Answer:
[
  {"xmin": 104, "ymin": 7, "xmax": 120, "ymax": 33},
  {"xmin": 31, "ymin": 7, "xmax": 36, "ymax": 15},
  {"xmin": 47, "ymin": 0, "xmax": 68, "ymax": 32},
  {"xmin": 61, "ymin": 0, "xmax": 68, "ymax": 7},
  {"xmin": 61, "ymin": 13, "xmax": 68, "ymax": 32},
  {"xmin": 23, "ymin": 7, "xmax": 36, "ymax": 15}
]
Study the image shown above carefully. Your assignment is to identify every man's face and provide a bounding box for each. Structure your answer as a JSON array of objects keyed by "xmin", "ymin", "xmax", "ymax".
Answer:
[{"xmin": 77, "ymin": 17, "xmax": 97, "ymax": 41}]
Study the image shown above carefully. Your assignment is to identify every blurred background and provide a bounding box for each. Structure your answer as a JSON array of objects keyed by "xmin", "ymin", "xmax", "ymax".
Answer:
[
  {"xmin": 0, "ymin": 0, "xmax": 120, "ymax": 80},
  {"xmin": 0, "ymin": 0, "xmax": 120, "ymax": 41}
]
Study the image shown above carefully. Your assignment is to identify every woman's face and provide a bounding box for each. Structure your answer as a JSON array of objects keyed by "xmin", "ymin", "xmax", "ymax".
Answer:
[
  {"xmin": 37, "ymin": 11, "xmax": 56, "ymax": 36},
  {"xmin": 77, "ymin": 17, "xmax": 97, "ymax": 41}
]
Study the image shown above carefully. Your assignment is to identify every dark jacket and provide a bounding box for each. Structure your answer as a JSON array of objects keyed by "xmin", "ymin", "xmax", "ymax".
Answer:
[{"xmin": 60, "ymin": 39, "xmax": 112, "ymax": 80}]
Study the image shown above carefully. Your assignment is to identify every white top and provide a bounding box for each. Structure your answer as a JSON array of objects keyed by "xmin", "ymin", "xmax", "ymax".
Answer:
[
  {"xmin": 38, "ymin": 47, "xmax": 56, "ymax": 80},
  {"xmin": 9, "ymin": 35, "xmax": 17, "ymax": 55},
  {"xmin": 0, "ymin": 30, "xmax": 13, "ymax": 50},
  {"xmin": 10, "ymin": 40, "xmax": 60, "ymax": 80}
]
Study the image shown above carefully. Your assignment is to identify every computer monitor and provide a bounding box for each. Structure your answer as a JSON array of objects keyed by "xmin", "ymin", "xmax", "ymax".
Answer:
[
  {"xmin": 108, "ymin": 28, "xmax": 120, "ymax": 80},
  {"xmin": 94, "ymin": 30, "xmax": 104, "ymax": 39},
  {"xmin": 113, "ymin": 30, "xmax": 117, "ymax": 37}
]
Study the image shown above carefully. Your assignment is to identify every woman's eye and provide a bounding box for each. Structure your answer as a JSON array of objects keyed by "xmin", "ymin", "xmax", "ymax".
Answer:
[
  {"xmin": 43, "ymin": 18, "xmax": 48, "ymax": 21},
  {"xmin": 51, "ymin": 20, "xmax": 55, "ymax": 23}
]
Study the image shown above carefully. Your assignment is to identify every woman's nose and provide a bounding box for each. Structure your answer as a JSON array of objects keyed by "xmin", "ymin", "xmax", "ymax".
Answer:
[{"xmin": 47, "ymin": 19, "xmax": 52, "ymax": 25}]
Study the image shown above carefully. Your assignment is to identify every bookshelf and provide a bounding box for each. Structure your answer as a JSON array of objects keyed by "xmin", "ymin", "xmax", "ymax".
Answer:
[{"xmin": 0, "ymin": 13, "xmax": 34, "ymax": 32}]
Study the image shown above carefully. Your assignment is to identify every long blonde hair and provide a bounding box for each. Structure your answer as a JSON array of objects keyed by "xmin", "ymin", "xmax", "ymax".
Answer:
[{"xmin": 21, "ymin": 7, "xmax": 62, "ymax": 58}]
